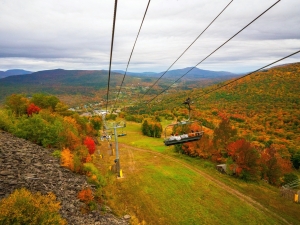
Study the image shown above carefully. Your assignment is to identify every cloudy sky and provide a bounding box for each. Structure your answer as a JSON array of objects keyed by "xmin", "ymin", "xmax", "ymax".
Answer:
[{"xmin": 0, "ymin": 0, "xmax": 299, "ymax": 73}]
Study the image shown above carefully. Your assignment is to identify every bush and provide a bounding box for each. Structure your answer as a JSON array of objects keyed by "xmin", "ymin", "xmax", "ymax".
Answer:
[
  {"xmin": 0, "ymin": 110, "xmax": 15, "ymax": 132},
  {"xmin": 77, "ymin": 188, "xmax": 98, "ymax": 211},
  {"xmin": 52, "ymin": 150, "xmax": 61, "ymax": 158},
  {"xmin": 203, "ymin": 161, "xmax": 214, "ymax": 169},
  {"xmin": 0, "ymin": 188, "xmax": 66, "ymax": 225},
  {"xmin": 83, "ymin": 163, "xmax": 107, "ymax": 188},
  {"xmin": 282, "ymin": 173, "xmax": 299, "ymax": 187}
]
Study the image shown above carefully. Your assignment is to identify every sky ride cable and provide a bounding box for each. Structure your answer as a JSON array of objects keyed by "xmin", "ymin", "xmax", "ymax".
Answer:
[
  {"xmin": 106, "ymin": 0, "xmax": 118, "ymax": 112},
  {"xmin": 146, "ymin": 0, "xmax": 281, "ymax": 103},
  {"xmin": 112, "ymin": 0, "xmax": 151, "ymax": 111},
  {"xmin": 195, "ymin": 49, "xmax": 300, "ymax": 99},
  {"xmin": 141, "ymin": 0, "xmax": 234, "ymax": 99}
]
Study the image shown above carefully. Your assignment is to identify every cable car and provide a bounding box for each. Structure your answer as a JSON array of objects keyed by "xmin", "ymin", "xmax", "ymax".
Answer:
[
  {"xmin": 100, "ymin": 131, "xmax": 112, "ymax": 141},
  {"xmin": 163, "ymin": 98, "xmax": 204, "ymax": 146},
  {"xmin": 163, "ymin": 121, "xmax": 204, "ymax": 146}
]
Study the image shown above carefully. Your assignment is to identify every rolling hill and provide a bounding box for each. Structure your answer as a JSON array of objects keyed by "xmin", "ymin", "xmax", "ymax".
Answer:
[
  {"xmin": 0, "ymin": 68, "xmax": 240, "ymax": 105},
  {"xmin": 0, "ymin": 69, "xmax": 140, "ymax": 104}
]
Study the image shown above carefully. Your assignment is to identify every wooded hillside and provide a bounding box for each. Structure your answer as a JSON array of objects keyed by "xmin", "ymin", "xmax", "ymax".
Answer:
[{"xmin": 131, "ymin": 62, "xmax": 300, "ymax": 170}]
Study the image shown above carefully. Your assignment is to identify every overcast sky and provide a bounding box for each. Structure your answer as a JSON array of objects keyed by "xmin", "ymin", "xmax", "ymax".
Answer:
[{"xmin": 0, "ymin": 0, "xmax": 299, "ymax": 73}]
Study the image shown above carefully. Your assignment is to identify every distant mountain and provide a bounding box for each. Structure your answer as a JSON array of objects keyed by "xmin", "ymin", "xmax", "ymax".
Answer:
[
  {"xmin": 113, "ymin": 70, "xmax": 157, "ymax": 76},
  {"xmin": 114, "ymin": 67, "xmax": 237, "ymax": 80},
  {"xmin": 0, "ymin": 69, "xmax": 32, "ymax": 78},
  {"xmin": 157, "ymin": 67, "xmax": 237, "ymax": 79}
]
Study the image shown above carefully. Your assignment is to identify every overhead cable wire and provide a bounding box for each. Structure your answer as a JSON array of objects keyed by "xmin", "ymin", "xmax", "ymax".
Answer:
[
  {"xmin": 106, "ymin": 0, "xmax": 118, "ymax": 112},
  {"xmin": 196, "ymin": 49, "xmax": 300, "ymax": 98},
  {"xmin": 112, "ymin": 0, "xmax": 151, "ymax": 111},
  {"xmin": 147, "ymin": 0, "xmax": 281, "ymax": 103},
  {"xmin": 142, "ymin": 0, "xmax": 234, "ymax": 98}
]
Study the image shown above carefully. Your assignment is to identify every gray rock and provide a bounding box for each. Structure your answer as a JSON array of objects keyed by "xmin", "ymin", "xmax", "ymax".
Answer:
[
  {"xmin": 124, "ymin": 215, "xmax": 131, "ymax": 220},
  {"xmin": 0, "ymin": 170, "xmax": 11, "ymax": 176},
  {"xmin": 0, "ymin": 130, "xmax": 128, "ymax": 225}
]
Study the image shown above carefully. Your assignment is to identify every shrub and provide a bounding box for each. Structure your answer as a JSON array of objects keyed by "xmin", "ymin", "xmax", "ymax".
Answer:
[
  {"xmin": 77, "ymin": 188, "xmax": 94, "ymax": 204},
  {"xmin": 83, "ymin": 163, "xmax": 106, "ymax": 188},
  {"xmin": 282, "ymin": 173, "xmax": 299, "ymax": 187},
  {"xmin": 52, "ymin": 150, "xmax": 61, "ymax": 158},
  {"xmin": 203, "ymin": 161, "xmax": 214, "ymax": 169},
  {"xmin": 0, "ymin": 109, "xmax": 15, "ymax": 132},
  {"xmin": 77, "ymin": 188, "xmax": 97, "ymax": 211},
  {"xmin": 0, "ymin": 188, "xmax": 66, "ymax": 225}
]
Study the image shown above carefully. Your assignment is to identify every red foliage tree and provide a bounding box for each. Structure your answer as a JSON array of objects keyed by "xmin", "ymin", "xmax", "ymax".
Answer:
[
  {"xmin": 27, "ymin": 103, "xmax": 41, "ymax": 116},
  {"xmin": 84, "ymin": 137, "xmax": 96, "ymax": 155},
  {"xmin": 260, "ymin": 145, "xmax": 292, "ymax": 185},
  {"xmin": 213, "ymin": 115, "xmax": 237, "ymax": 160},
  {"xmin": 226, "ymin": 139, "xmax": 260, "ymax": 180}
]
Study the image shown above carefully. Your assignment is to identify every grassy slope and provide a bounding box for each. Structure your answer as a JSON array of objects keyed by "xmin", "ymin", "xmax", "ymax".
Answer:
[{"xmin": 100, "ymin": 122, "xmax": 300, "ymax": 225}]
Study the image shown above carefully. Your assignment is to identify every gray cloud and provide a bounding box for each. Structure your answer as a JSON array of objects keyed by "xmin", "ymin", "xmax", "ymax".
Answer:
[{"xmin": 0, "ymin": 0, "xmax": 299, "ymax": 73}]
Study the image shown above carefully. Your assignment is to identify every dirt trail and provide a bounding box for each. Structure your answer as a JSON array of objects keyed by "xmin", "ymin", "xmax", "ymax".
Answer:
[{"xmin": 119, "ymin": 143, "xmax": 291, "ymax": 225}]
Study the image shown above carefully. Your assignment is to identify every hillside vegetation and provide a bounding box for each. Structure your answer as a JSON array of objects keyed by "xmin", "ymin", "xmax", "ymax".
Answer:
[
  {"xmin": 135, "ymin": 63, "xmax": 300, "ymax": 161},
  {"xmin": 197, "ymin": 63, "xmax": 300, "ymax": 152}
]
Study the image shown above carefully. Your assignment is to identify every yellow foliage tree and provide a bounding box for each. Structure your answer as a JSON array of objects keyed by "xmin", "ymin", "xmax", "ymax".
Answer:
[
  {"xmin": 61, "ymin": 148, "xmax": 74, "ymax": 171},
  {"xmin": 0, "ymin": 188, "xmax": 66, "ymax": 225}
]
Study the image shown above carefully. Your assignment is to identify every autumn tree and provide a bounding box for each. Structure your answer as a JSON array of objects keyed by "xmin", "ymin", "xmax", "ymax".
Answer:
[
  {"xmin": 260, "ymin": 145, "xmax": 292, "ymax": 185},
  {"xmin": 5, "ymin": 94, "xmax": 29, "ymax": 116},
  {"xmin": 84, "ymin": 136, "xmax": 96, "ymax": 155},
  {"xmin": 213, "ymin": 115, "xmax": 237, "ymax": 158},
  {"xmin": 55, "ymin": 102, "xmax": 72, "ymax": 116},
  {"xmin": 73, "ymin": 145, "xmax": 90, "ymax": 173},
  {"xmin": 142, "ymin": 120, "xmax": 150, "ymax": 136},
  {"xmin": 61, "ymin": 148, "xmax": 74, "ymax": 171},
  {"xmin": 291, "ymin": 151, "xmax": 300, "ymax": 169},
  {"xmin": 90, "ymin": 116, "xmax": 102, "ymax": 134},
  {"xmin": 226, "ymin": 139, "xmax": 260, "ymax": 181},
  {"xmin": 31, "ymin": 93, "xmax": 59, "ymax": 111},
  {"xmin": 27, "ymin": 103, "xmax": 41, "ymax": 116}
]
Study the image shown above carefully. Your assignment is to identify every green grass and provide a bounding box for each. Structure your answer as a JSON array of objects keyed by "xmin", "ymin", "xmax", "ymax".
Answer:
[
  {"xmin": 117, "ymin": 121, "xmax": 169, "ymax": 153},
  {"xmin": 99, "ymin": 122, "xmax": 300, "ymax": 225},
  {"xmin": 102, "ymin": 148, "xmax": 282, "ymax": 225}
]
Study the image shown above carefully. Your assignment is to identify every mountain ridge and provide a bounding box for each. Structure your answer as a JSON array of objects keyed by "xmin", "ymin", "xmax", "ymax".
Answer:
[
  {"xmin": 0, "ymin": 69, "xmax": 32, "ymax": 78},
  {"xmin": 113, "ymin": 67, "xmax": 238, "ymax": 79}
]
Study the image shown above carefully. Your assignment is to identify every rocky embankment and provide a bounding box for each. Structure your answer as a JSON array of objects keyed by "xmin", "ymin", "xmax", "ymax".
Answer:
[{"xmin": 0, "ymin": 130, "xmax": 128, "ymax": 225}]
